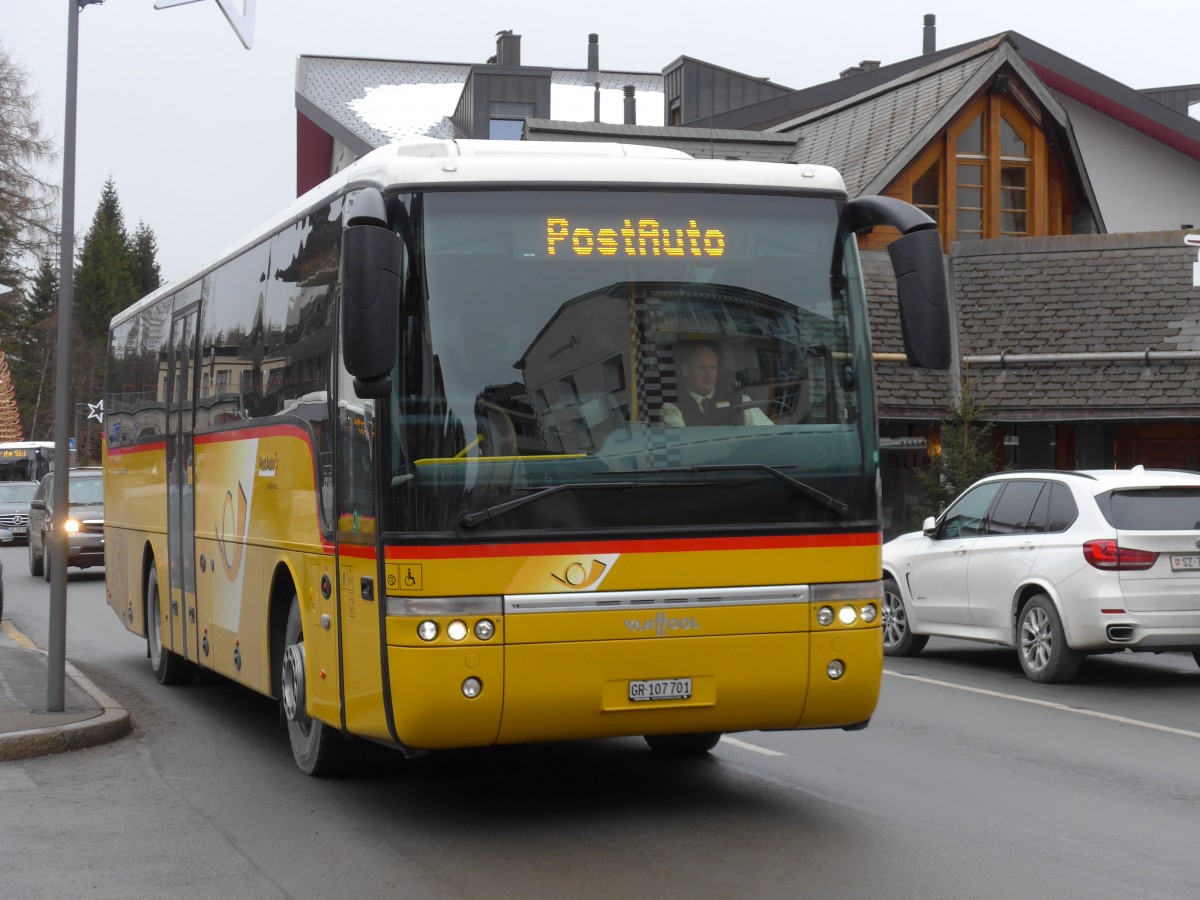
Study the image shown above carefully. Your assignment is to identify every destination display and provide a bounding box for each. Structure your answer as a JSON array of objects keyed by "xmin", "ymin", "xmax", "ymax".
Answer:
[{"xmin": 546, "ymin": 216, "xmax": 727, "ymax": 258}]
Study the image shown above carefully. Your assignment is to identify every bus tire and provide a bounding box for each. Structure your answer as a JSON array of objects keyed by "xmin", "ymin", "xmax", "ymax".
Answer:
[
  {"xmin": 883, "ymin": 576, "xmax": 928, "ymax": 657},
  {"xmin": 282, "ymin": 597, "xmax": 345, "ymax": 776},
  {"xmin": 643, "ymin": 732, "xmax": 722, "ymax": 757},
  {"xmin": 147, "ymin": 565, "xmax": 196, "ymax": 685},
  {"xmin": 29, "ymin": 534, "xmax": 43, "ymax": 577}
]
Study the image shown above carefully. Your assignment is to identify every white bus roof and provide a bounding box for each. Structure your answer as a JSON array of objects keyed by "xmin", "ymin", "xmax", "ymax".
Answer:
[{"xmin": 114, "ymin": 140, "xmax": 847, "ymax": 326}]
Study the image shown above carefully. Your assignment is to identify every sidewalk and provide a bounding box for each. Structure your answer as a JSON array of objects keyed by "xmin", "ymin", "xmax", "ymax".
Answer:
[{"xmin": 0, "ymin": 620, "xmax": 131, "ymax": 762}]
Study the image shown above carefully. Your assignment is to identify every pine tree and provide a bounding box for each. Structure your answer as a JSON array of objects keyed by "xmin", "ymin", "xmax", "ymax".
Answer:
[
  {"xmin": 74, "ymin": 177, "xmax": 137, "ymax": 342},
  {"xmin": 131, "ymin": 220, "xmax": 163, "ymax": 298},
  {"xmin": 13, "ymin": 254, "xmax": 58, "ymax": 439},
  {"xmin": 910, "ymin": 380, "xmax": 1000, "ymax": 525}
]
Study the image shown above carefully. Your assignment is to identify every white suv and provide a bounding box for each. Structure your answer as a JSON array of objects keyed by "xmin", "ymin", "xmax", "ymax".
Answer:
[{"xmin": 881, "ymin": 467, "xmax": 1200, "ymax": 683}]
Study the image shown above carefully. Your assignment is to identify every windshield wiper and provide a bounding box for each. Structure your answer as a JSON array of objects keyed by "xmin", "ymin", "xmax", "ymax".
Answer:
[
  {"xmin": 686, "ymin": 464, "xmax": 849, "ymax": 519},
  {"xmin": 457, "ymin": 481, "xmax": 644, "ymax": 529}
]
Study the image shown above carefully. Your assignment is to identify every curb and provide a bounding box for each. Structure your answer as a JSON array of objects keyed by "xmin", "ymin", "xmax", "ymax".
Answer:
[{"xmin": 0, "ymin": 650, "xmax": 132, "ymax": 763}]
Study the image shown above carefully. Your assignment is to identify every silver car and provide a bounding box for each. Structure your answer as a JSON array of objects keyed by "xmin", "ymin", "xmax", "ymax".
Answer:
[
  {"xmin": 882, "ymin": 467, "xmax": 1200, "ymax": 683},
  {"xmin": 0, "ymin": 481, "xmax": 38, "ymax": 542}
]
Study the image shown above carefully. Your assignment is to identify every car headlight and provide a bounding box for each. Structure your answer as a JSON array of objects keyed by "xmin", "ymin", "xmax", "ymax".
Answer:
[{"xmin": 63, "ymin": 518, "xmax": 80, "ymax": 533}]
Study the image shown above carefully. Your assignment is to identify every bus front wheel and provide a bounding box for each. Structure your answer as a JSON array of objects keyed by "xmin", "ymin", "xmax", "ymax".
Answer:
[
  {"xmin": 147, "ymin": 566, "xmax": 196, "ymax": 685},
  {"xmin": 282, "ymin": 597, "xmax": 345, "ymax": 776}
]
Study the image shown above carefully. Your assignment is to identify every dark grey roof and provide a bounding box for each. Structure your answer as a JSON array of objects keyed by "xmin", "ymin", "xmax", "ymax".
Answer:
[
  {"xmin": 950, "ymin": 232, "xmax": 1200, "ymax": 421},
  {"xmin": 523, "ymin": 119, "xmax": 797, "ymax": 163},
  {"xmin": 773, "ymin": 39, "xmax": 1101, "ymax": 225},
  {"xmin": 706, "ymin": 31, "xmax": 1200, "ymax": 164},
  {"xmin": 778, "ymin": 44, "xmax": 993, "ymax": 196},
  {"xmin": 862, "ymin": 251, "xmax": 955, "ymax": 420}
]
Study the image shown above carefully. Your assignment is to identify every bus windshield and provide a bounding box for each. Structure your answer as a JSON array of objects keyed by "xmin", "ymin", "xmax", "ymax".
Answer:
[{"xmin": 382, "ymin": 189, "xmax": 876, "ymax": 538}]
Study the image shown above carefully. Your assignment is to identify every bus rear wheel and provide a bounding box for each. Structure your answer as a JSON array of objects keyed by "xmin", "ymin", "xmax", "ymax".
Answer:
[
  {"xmin": 282, "ymin": 597, "xmax": 345, "ymax": 776},
  {"xmin": 643, "ymin": 732, "xmax": 722, "ymax": 757},
  {"xmin": 147, "ymin": 565, "xmax": 196, "ymax": 685}
]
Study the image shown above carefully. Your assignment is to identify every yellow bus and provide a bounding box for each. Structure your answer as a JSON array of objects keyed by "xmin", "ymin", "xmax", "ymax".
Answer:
[{"xmin": 104, "ymin": 140, "xmax": 948, "ymax": 774}]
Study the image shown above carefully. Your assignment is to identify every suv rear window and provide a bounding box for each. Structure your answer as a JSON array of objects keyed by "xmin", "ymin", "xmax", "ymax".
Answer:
[{"xmin": 1099, "ymin": 488, "xmax": 1200, "ymax": 530}]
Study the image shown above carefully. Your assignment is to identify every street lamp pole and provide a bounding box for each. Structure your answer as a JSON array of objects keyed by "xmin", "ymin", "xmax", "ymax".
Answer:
[{"xmin": 48, "ymin": 0, "xmax": 102, "ymax": 712}]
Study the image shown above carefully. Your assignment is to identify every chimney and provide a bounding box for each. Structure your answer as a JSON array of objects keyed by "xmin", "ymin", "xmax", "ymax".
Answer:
[
  {"xmin": 594, "ymin": 82, "xmax": 601, "ymax": 123},
  {"xmin": 623, "ymin": 85, "xmax": 636, "ymax": 125},
  {"xmin": 923, "ymin": 14, "xmax": 936, "ymax": 55},
  {"xmin": 495, "ymin": 31, "xmax": 521, "ymax": 66},
  {"xmin": 587, "ymin": 33, "xmax": 599, "ymax": 72},
  {"xmin": 841, "ymin": 59, "xmax": 880, "ymax": 78}
]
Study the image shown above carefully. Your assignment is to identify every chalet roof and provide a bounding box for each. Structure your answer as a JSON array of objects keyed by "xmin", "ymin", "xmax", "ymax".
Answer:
[
  {"xmin": 705, "ymin": 31, "xmax": 1200, "ymax": 165},
  {"xmin": 772, "ymin": 37, "xmax": 1103, "ymax": 227},
  {"xmin": 295, "ymin": 54, "xmax": 664, "ymax": 156}
]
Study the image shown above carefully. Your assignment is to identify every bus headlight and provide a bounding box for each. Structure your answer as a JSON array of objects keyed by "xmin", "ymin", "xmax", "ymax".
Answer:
[
  {"xmin": 817, "ymin": 606, "xmax": 835, "ymax": 626},
  {"xmin": 447, "ymin": 620, "xmax": 468, "ymax": 641},
  {"xmin": 462, "ymin": 677, "xmax": 482, "ymax": 698},
  {"xmin": 417, "ymin": 620, "xmax": 438, "ymax": 642},
  {"xmin": 827, "ymin": 660, "xmax": 846, "ymax": 680},
  {"xmin": 474, "ymin": 619, "xmax": 495, "ymax": 640},
  {"xmin": 838, "ymin": 605, "xmax": 858, "ymax": 625},
  {"xmin": 860, "ymin": 604, "xmax": 878, "ymax": 624}
]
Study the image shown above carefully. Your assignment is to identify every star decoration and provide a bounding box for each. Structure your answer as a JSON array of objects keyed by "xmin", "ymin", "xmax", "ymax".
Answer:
[{"xmin": 154, "ymin": 0, "xmax": 255, "ymax": 49}]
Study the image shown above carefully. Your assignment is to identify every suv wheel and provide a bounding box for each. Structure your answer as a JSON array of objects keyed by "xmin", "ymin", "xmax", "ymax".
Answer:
[
  {"xmin": 28, "ymin": 534, "xmax": 43, "ymax": 577},
  {"xmin": 1017, "ymin": 594, "xmax": 1083, "ymax": 683},
  {"xmin": 883, "ymin": 577, "xmax": 928, "ymax": 657}
]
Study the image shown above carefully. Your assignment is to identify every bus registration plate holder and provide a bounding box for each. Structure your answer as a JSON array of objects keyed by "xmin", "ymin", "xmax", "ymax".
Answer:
[{"xmin": 629, "ymin": 678, "xmax": 692, "ymax": 702}]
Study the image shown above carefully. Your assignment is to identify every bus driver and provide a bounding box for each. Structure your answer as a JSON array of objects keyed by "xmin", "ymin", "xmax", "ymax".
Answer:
[{"xmin": 660, "ymin": 340, "xmax": 773, "ymax": 427}]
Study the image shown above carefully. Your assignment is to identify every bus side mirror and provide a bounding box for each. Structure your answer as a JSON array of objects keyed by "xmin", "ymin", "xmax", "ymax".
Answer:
[
  {"xmin": 844, "ymin": 195, "xmax": 951, "ymax": 371},
  {"xmin": 342, "ymin": 188, "xmax": 402, "ymax": 399},
  {"xmin": 889, "ymin": 228, "xmax": 950, "ymax": 370}
]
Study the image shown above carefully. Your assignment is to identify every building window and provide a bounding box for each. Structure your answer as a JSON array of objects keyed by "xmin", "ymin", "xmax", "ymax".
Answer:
[
  {"xmin": 884, "ymin": 83, "xmax": 1075, "ymax": 252},
  {"xmin": 911, "ymin": 161, "xmax": 940, "ymax": 223},
  {"xmin": 489, "ymin": 101, "xmax": 534, "ymax": 141}
]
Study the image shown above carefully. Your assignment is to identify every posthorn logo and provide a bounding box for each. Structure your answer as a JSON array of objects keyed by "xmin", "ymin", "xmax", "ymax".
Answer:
[{"xmin": 624, "ymin": 612, "xmax": 700, "ymax": 637}]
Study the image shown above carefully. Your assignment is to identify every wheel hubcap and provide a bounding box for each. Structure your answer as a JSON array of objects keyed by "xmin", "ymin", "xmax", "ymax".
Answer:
[
  {"xmin": 882, "ymin": 590, "xmax": 906, "ymax": 648},
  {"xmin": 1021, "ymin": 607, "xmax": 1051, "ymax": 671},
  {"xmin": 282, "ymin": 641, "xmax": 307, "ymax": 724},
  {"xmin": 149, "ymin": 587, "xmax": 162, "ymax": 667}
]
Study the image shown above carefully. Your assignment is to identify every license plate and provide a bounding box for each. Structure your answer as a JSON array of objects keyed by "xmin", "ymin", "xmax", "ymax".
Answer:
[
  {"xmin": 629, "ymin": 678, "xmax": 692, "ymax": 702},
  {"xmin": 1171, "ymin": 555, "xmax": 1200, "ymax": 571}
]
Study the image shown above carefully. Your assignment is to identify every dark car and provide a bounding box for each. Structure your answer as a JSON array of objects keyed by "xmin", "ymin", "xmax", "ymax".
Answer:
[
  {"xmin": 28, "ymin": 467, "xmax": 105, "ymax": 581},
  {"xmin": 0, "ymin": 481, "xmax": 38, "ymax": 542}
]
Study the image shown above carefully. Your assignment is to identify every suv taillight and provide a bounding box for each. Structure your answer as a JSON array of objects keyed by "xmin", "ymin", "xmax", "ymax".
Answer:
[{"xmin": 1083, "ymin": 539, "xmax": 1159, "ymax": 571}]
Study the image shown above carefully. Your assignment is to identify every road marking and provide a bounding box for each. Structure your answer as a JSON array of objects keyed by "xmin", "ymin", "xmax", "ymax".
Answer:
[
  {"xmin": 0, "ymin": 620, "xmax": 38, "ymax": 650},
  {"xmin": 885, "ymin": 670, "xmax": 1200, "ymax": 740},
  {"xmin": 720, "ymin": 735, "xmax": 787, "ymax": 756}
]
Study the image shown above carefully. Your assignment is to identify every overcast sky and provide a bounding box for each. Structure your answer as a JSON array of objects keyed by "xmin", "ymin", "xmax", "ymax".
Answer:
[{"xmin": 5, "ymin": 0, "xmax": 1200, "ymax": 282}]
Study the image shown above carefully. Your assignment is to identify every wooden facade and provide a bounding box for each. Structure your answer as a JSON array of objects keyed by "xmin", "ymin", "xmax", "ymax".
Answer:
[{"xmin": 864, "ymin": 79, "xmax": 1079, "ymax": 253}]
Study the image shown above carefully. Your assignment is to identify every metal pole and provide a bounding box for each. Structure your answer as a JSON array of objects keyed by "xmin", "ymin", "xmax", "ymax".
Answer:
[{"xmin": 48, "ymin": 0, "xmax": 81, "ymax": 712}]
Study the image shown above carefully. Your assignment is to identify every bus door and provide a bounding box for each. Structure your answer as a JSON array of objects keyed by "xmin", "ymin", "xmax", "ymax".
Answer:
[{"xmin": 166, "ymin": 307, "xmax": 200, "ymax": 663}]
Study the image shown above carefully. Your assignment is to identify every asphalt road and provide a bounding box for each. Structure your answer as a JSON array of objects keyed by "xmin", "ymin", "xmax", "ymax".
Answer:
[{"xmin": 2, "ymin": 541, "xmax": 1200, "ymax": 899}]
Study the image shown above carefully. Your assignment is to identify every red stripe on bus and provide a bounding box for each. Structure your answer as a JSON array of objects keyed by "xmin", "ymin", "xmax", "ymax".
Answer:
[
  {"xmin": 194, "ymin": 424, "xmax": 312, "ymax": 446},
  {"xmin": 106, "ymin": 440, "xmax": 167, "ymax": 457},
  {"xmin": 381, "ymin": 532, "xmax": 879, "ymax": 560}
]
